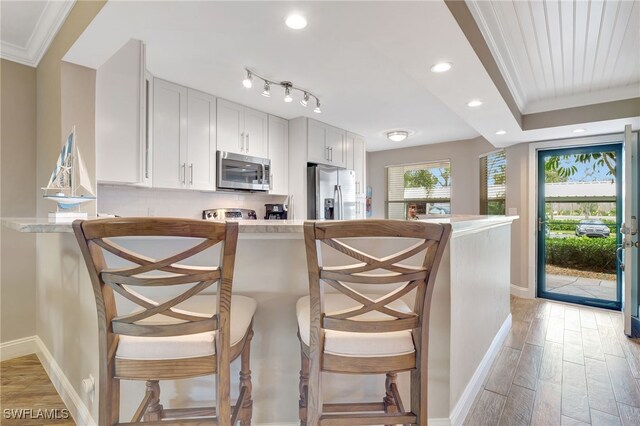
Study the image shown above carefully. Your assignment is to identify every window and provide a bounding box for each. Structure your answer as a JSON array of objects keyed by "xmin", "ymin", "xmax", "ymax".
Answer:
[
  {"xmin": 480, "ymin": 150, "xmax": 506, "ymax": 215},
  {"xmin": 386, "ymin": 160, "xmax": 451, "ymax": 220}
]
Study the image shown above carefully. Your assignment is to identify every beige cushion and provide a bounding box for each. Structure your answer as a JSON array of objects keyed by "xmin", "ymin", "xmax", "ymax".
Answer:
[
  {"xmin": 296, "ymin": 293, "xmax": 416, "ymax": 358},
  {"xmin": 116, "ymin": 294, "xmax": 256, "ymax": 361}
]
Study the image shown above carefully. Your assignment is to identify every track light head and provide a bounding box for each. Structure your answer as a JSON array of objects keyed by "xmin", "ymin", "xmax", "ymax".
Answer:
[
  {"xmin": 284, "ymin": 86, "xmax": 293, "ymax": 103},
  {"xmin": 313, "ymin": 100, "xmax": 321, "ymax": 114},
  {"xmin": 301, "ymin": 92, "xmax": 309, "ymax": 107},
  {"xmin": 242, "ymin": 70, "xmax": 253, "ymax": 89},
  {"xmin": 261, "ymin": 82, "xmax": 271, "ymax": 97}
]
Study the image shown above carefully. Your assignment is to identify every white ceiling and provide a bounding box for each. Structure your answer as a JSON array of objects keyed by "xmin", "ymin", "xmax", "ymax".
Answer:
[
  {"xmin": 0, "ymin": 0, "xmax": 74, "ymax": 67},
  {"xmin": 467, "ymin": 0, "xmax": 640, "ymax": 114},
  {"xmin": 29, "ymin": 0, "xmax": 639, "ymax": 151}
]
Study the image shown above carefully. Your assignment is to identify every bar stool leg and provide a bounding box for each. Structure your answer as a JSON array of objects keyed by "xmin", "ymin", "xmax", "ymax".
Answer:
[
  {"xmin": 239, "ymin": 329, "xmax": 254, "ymax": 426},
  {"xmin": 299, "ymin": 350, "xmax": 310, "ymax": 426},
  {"xmin": 384, "ymin": 372, "xmax": 399, "ymax": 425},
  {"xmin": 143, "ymin": 380, "xmax": 164, "ymax": 421}
]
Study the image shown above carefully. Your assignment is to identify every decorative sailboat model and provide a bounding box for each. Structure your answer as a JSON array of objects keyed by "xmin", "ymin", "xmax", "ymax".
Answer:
[{"xmin": 42, "ymin": 126, "xmax": 96, "ymax": 222}]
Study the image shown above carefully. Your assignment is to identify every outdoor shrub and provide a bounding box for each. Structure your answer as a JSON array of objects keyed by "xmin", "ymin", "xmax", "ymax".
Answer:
[
  {"xmin": 548, "ymin": 219, "xmax": 616, "ymax": 233},
  {"xmin": 546, "ymin": 237, "xmax": 617, "ymax": 273}
]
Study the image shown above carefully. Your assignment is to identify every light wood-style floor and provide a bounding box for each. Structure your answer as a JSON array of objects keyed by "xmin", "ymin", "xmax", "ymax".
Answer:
[
  {"xmin": 464, "ymin": 296, "xmax": 640, "ymax": 426},
  {"xmin": 0, "ymin": 354, "xmax": 75, "ymax": 425}
]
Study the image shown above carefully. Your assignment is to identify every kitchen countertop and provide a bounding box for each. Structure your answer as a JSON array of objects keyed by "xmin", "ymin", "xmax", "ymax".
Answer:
[{"xmin": 2, "ymin": 215, "xmax": 517, "ymax": 235}]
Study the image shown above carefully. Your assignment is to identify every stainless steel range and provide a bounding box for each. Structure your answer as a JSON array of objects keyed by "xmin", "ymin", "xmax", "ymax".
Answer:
[{"xmin": 202, "ymin": 208, "xmax": 257, "ymax": 221}]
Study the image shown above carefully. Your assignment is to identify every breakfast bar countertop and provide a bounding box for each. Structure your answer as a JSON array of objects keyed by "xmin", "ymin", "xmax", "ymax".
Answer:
[{"xmin": 2, "ymin": 215, "xmax": 517, "ymax": 235}]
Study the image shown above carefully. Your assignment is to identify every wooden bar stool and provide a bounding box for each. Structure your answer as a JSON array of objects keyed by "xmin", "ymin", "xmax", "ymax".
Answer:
[
  {"xmin": 297, "ymin": 219, "xmax": 451, "ymax": 426},
  {"xmin": 73, "ymin": 218, "xmax": 255, "ymax": 426}
]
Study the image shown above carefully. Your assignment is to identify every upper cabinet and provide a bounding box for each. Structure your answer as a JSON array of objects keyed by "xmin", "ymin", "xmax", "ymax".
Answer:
[
  {"xmin": 268, "ymin": 115, "xmax": 289, "ymax": 195},
  {"xmin": 307, "ymin": 119, "xmax": 346, "ymax": 168},
  {"xmin": 346, "ymin": 132, "xmax": 366, "ymax": 197},
  {"xmin": 153, "ymin": 79, "xmax": 216, "ymax": 191},
  {"xmin": 217, "ymin": 99, "xmax": 268, "ymax": 158},
  {"xmin": 96, "ymin": 39, "xmax": 151, "ymax": 186}
]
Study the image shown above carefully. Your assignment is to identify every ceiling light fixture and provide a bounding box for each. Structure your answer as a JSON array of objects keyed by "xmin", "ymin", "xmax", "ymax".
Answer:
[
  {"xmin": 301, "ymin": 92, "xmax": 309, "ymax": 107},
  {"xmin": 467, "ymin": 100, "xmax": 483, "ymax": 107},
  {"xmin": 573, "ymin": 128, "xmax": 586, "ymax": 133},
  {"xmin": 430, "ymin": 62, "xmax": 452, "ymax": 73},
  {"xmin": 244, "ymin": 67, "xmax": 321, "ymax": 111},
  {"xmin": 495, "ymin": 130, "xmax": 507, "ymax": 135},
  {"xmin": 387, "ymin": 130, "xmax": 409, "ymax": 142},
  {"xmin": 286, "ymin": 14, "xmax": 307, "ymax": 29},
  {"xmin": 242, "ymin": 70, "xmax": 253, "ymax": 88},
  {"xmin": 261, "ymin": 81, "xmax": 271, "ymax": 97}
]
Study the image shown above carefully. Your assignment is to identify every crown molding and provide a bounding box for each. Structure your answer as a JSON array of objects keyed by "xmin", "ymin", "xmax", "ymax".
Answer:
[{"xmin": 0, "ymin": 1, "xmax": 75, "ymax": 67}]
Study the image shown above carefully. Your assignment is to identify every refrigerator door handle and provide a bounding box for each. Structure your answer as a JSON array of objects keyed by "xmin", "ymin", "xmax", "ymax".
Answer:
[{"xmin": 337, "ymin": 185, "xmax": 344, "ymax": 220}]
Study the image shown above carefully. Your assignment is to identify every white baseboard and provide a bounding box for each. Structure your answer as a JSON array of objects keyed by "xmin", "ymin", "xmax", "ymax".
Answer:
[
  {"xmin": 448, "ymin": 314, "xmax": 513, "ymax": 426},
  {"xmin": 35, "ymin": 336, "xmax": 95, "ymax": 426},
  {"xmin": 511, "ymin": 283, "xmax": 533, "ymax": 299},
  {"xmin": 0, "ymin": 335, "xmax": 38, "ymax": 361}
]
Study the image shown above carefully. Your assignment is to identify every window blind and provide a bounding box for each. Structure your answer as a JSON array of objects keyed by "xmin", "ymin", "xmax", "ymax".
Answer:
[{"xmin": 480, "ymin": 150, "xmax": 506, "ymax": 214}]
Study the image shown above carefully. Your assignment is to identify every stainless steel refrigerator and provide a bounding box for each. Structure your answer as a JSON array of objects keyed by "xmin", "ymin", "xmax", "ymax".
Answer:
[{"xmin": 307, "ymin": 165, "xmax": 356, "ymax": 220}]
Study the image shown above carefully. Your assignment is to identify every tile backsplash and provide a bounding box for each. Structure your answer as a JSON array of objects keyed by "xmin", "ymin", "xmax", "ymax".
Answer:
[{"xmin": 98, "ymin": 185, "xmax": 288, "ymax": 219}]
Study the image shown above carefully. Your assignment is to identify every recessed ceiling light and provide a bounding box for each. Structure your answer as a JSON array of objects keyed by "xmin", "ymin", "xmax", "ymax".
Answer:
[
  {"xmin": 285, "ymin": 14, "xmax": 307, "ymax": 29},
  {"xmin": 573, "ymin": 128, "xmax": 586, "ymax": 133},
  {"xmin": 495, "ymin": 130, "xmax": 507, "ymax": 135},
  {"xmin": 387, "ymin": 130, "xmax": 409, "ymax": 142},
  {"xmin": 467, "ymin": 100, "xmax": 483, "ymax": 107},
  {"xmin": 430, "ymin": 62, "xmax": 452, "ymax": 73}
]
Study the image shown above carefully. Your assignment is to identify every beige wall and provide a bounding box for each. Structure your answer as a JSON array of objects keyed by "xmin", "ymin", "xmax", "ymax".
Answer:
[
  {"xmin": 33, "ymin": 1, "xmax": 106, "ymax": 422},
  {"xmin": 505, "ymin": 143, "xmax": 530, "ymax": 290},
  {"xmin": 367, "ymin": 136, "xmax": 496, "ymax": 218},
  {"xmin": 0, "ymin": 59, "xmax": 37, "ymax": 343}
]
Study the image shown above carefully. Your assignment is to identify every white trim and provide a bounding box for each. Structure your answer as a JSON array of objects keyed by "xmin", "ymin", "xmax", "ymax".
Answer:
[
  {"xmin": 449, "ymin": 314, "xmax": 512, "ymax": 426},
  {"xmin": 0, "ymin": 336, "xmax": 38, "ymax": 361},
  {"xmin": 0, "ymin": 1, "xmax": 75, "ymax": 67},
  {"xmin": 527, "ymin": 132, "xmax": 627, "ymax": 298},
  {"xmin": 511, "ymin": 283, "xmax": 533, "ymax": 299},
  {"xmin": 35, "ymin": 336, "xmax": 95, "ymax": 426}
]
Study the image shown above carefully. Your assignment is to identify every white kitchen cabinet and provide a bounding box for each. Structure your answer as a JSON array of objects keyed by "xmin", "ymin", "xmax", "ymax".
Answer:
[
  {"xmin": 352, "ymin": 133, "xmax": 366, "ymax": 197},
  {"xmin": 355, "ymin": 198, "xmax": 367, "ymax": 219},
  {"xmin": 217, "ymin": 99, "xmax": 268, "ymax": 158},
  {"xmin": 306, "ymin": 119, "xmax": 346, "ymax": 167},
  {"xmin": 268, "ymin": 115, "xmax": 288, "ymax": 195},
  {"xmin": 96, "ymin": 39, "xmax": 151, "ymax": 186},
  {"xmin": 153, "ymin": 79, "xmax": 216, "ymax": 190},
  {"xmin": 187, "ymin": 89, "xmax": 216, "ymax": 190}
]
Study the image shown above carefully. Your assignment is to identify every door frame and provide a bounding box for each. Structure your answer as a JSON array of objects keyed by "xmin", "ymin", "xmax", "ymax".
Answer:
[
  {"xmin": 527, "ymin": 133, "xmax": 629, "ymax": 300},
  {"xmin": 536, "ymin": 143, "xmax": 622, "ymax": 309}
]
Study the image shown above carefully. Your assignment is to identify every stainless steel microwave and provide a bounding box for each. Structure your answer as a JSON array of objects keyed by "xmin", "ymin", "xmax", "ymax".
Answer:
[{"xmin": 217, "ymin": 151, "xmax": 271, "ymax": 192}]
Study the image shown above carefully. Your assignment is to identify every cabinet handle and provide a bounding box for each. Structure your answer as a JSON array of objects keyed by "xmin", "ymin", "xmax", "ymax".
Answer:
[
  {"xmin": 190, "ymin": 164, "xmax": 193, "ymax": 185},
  {"xmin": 330, "ymin": 147, "xmax": 333, "ymax": 162},
  {"xmin": 181, "ymin": 163, "xmax": 186, "ymax": 185},
  {"xmin": 240, "ymin": 132, "xmax": 245, "ymax": 152},
  {"xmin": 326, "ymin": 146, "xmax": 330, "ymax": 161},
  {"xmin": 246, "ymin": 133, "xmax": 250, "ymax": 153}
]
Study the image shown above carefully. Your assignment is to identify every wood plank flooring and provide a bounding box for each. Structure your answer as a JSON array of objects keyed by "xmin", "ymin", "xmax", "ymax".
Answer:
[
  {"xmin": 0, "ymin": 354, "xmax": 74, "ymax": 425},
  {"xmin": 464, "ymin": 297, "xmax": 640, "ymax": 426}
]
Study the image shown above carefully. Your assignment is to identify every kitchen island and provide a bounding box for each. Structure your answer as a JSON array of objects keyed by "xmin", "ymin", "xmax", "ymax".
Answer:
[{"xmin": 3, "ymin": 215, "xmax": 517, "ymax": 425}]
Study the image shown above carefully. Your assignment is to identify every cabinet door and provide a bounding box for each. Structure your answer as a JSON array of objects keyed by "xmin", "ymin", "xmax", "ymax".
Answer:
[
  {"xmin": 153, "ymin": 79, "xmax": 187, "ymax": 189},
  {"xmin": 326, "ymin": 126, "xmax": 346, "ymax": 168},
  {"xmin": 345, "ymin": 132, "xmax": 355, "ymax": 170},
  {"xmin": 187, "ymin": 89, "xmax": 216, "ymax": 190},
  {"xmin": 307, "ymin": 119, "xmax": 328, "ymax": 165},
  {"xmin": 244, "ymin": 107, "xmax": 268, "ymax": 158},
  {"xmin": 96, "ymin": 39, "xmax": 148, "ymax": 185},
  {"xmin": 268, "ymin": 115, "xmax": 288, "ymax": 195},
  {"xmin": 353, "ymin": 135, "xmax": 366, "ymax": 197},
  {"xmin": 217, "ymin": 98, "xmax": 244, "ymax": 154}
]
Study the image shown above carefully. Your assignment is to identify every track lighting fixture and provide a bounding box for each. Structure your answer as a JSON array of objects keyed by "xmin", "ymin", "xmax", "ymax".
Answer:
[
  {"xmin": 261, "ymin": 81, "xmax": 271, "ymax": 97},
  {"xmin": 242, "ymin": 67, "xmax": 322, "ymax": 111},
  {"xmin": 242, "ymin": 70, "xmax": 253, "ymax": 88}
]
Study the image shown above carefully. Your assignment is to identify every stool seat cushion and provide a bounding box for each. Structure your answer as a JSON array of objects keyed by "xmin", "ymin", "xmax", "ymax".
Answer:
[
  {"xmin": 116, "ymin": 294, "xmax": 256, "ymax": 361},
  {"xmin": 296, "ymin": 293, "xmax": 416, "ymax": 357}
]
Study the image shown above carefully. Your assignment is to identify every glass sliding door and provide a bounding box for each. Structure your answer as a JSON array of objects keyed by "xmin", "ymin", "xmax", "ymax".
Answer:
[{"xmin": 537, "ymin": 143, "xmax": 623, "ymax": 310}]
